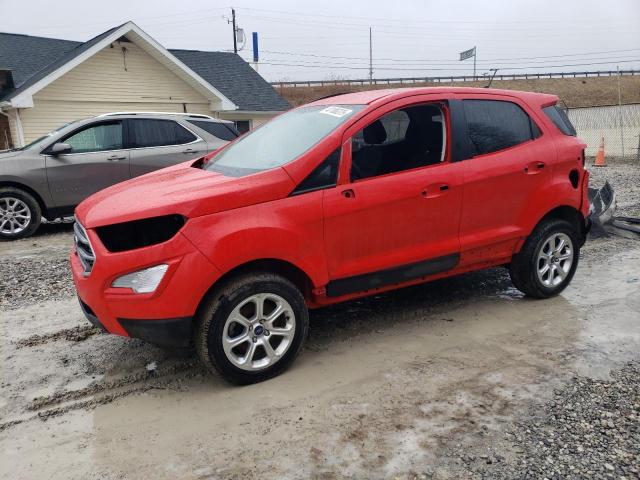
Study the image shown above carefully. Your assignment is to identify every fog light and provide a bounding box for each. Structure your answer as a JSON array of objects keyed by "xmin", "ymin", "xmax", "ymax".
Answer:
[{"xmin": 112, "ymin": 264, "xmax": 169, "ymax": 293}]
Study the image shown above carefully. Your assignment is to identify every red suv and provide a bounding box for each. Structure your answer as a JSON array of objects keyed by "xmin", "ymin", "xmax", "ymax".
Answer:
[{"xmin": 72, "ymin": 87, "xmax": 590, "ymax": 384}]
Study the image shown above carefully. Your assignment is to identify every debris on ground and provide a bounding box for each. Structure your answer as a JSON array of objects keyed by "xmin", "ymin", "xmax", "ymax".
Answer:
[{"xmin": 588, "ymin": 168, "xmax": 640, "ymax": 239}]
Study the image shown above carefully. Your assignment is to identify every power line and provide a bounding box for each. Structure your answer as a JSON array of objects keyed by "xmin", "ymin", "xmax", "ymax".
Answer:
[
  {"xmin": 238, "ymin": 6, "xmax": 636, "ymax": 26},
  {"xmin": 259, "ymin": 48, "xmax": 640, "ymax": 64},
  {"xmin": 252, "ymin": 58, "xmax": 640, "ymax": 72}
]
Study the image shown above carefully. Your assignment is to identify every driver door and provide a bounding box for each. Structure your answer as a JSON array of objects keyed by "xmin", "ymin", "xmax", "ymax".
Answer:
[
  {"xmin": 45, "ymin": 120, "xmax": 130, "ymax": 208},
  {"xmin": 322, "ymin": 96, "xmax": 464, "ymax": 296}
]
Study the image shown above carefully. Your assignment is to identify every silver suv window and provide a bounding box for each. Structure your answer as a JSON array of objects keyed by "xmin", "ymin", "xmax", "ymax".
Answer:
[
  {"xmin": 187, "ymin": 120, "xmax": 239, "ymax": 141},
  {"xmin": 62, "ymin": 121, "xmax": 123, "ymax": 153},
  {"xmin": 129, "ymin": 119, "xmax": 197, "ymax": 148}
]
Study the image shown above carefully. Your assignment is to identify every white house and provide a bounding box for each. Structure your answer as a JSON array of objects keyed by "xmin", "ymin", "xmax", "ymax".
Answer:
[{"xmin": 0, "ymin": 21, "xmax": 290, "ymax": 148}]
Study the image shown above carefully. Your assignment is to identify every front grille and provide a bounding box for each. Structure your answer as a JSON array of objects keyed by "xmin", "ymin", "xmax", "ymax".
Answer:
[{"xmin": 74, "ymin": 221, "xmax": 95, "ymax": 275}]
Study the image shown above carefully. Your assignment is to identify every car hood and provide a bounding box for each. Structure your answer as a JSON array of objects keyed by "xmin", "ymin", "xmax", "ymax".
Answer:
[
  {"xmin": 0, "ymin": 149, "xmax": 23, "ymax": 160},
  {"xmin": 76, "ymin": 160, "xmax": 296, "ymax": 228}
]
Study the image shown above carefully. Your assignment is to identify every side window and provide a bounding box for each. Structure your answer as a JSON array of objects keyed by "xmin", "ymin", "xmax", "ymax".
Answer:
[
  {"xmin": 292, "ymin": 148, "xmax": 340, "ymax": 195},
  {"xmin": 129, "ymin": 119, "xmax": 197, "ymax": 148},
  {"xmin": 62, "ymin": 122, "xmax": 123, "ymax": 153},
  {"xmin": 351, "ymin": 104, "xmax": 446, "ymax": 181},
  {"xmin": 543, "ymin": 105, "xmax": 577, "ymax": 136},
  {"xmin": 463, "ymin": 100, "xmax": 538, "ymax": 156},
  {"xmin": 187, "ymin": 120, "xmax": 239, "ymax": 141}
]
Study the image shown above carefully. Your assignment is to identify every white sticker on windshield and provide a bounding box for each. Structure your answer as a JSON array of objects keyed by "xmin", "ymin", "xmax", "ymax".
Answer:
[{"xmin": 319, "ymin": 106, "xmax": 353, "ymax": 118}]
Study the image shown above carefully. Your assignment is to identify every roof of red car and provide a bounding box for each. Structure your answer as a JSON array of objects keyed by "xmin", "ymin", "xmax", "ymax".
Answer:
[{"xmin": 307, "ymin": 87, "xmax": 557, "ymax": 107}]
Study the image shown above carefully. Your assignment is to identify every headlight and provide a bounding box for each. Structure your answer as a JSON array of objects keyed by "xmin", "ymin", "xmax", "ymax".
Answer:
[{"xmin": 112, "ymin": 264, "xmax": 169, "ymax": 293}]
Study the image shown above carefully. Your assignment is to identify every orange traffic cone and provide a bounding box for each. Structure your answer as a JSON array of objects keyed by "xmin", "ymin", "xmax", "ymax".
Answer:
[{"xmin": 594, "ymin": 136, "xmax": 606, "ymax": 167}]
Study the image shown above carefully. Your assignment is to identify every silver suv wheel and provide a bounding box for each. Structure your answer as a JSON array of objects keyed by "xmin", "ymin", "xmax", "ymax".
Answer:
[
  {"xmin": 536, "ymin": 232, "xmax": 574, "ymax": 287},
  {"xmin": 222, "ymin": 293, "xmax": 296, "ymax": 371},
  {"xmin": 0, "ymin": 197, "xmax": 32, "ymax": 235}
]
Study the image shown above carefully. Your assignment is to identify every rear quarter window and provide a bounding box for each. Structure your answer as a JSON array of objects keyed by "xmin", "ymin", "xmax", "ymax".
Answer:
[
  {"xmin": 463, "ymin": 99, "xmax": 539, "ymax": 156},
  {"xmin": 187, "ymin": 120, "xmax": 239, "ymax": 141},
  {"xmin": 543, "ymin": 105, "xmax": 577, "ymax": 136}
]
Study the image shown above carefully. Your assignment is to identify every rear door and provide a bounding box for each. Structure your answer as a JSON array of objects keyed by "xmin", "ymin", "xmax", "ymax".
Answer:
[
  {"xmin": 322, "ymin": 96, "xmax": 464, "ymax": 296},
  {"xmin": 44, "ymin": 120, "xmax": 130, "ymax": 208},
  {"xmin": 127, "ymin": 118, "xmax": 207, "ymax": 177},
  {"xmin": 457, "ymin": 96, "xmax": 552, "ymax": 264}
]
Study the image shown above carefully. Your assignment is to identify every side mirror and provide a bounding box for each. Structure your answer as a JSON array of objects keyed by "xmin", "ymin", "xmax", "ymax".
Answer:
[{"xmin": 50, "ymin": 142, "xmax": 72, "ymax": 155}]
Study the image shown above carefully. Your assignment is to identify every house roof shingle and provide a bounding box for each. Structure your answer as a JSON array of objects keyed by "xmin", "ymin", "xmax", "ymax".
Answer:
[{"xmin": 0, "ymin": 27, "xmax": 289, "ymax": 111}]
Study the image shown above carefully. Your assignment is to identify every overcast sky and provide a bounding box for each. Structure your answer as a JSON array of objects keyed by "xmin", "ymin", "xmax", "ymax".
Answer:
[{"xmin": 1, "ymin": 0, "xmax": 639, "ymax": 81}]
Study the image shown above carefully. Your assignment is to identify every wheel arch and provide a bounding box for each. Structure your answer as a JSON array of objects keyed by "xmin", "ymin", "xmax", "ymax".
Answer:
[
  {"xmin": 532, "ymin": 205, "xmax": 587, "ymax": 244},
  {"xmin": 195, "ymin": 257, "xmax": 316, "ymax": 319},
  {"xmin": 0, "ymin": 180, "xmax": 49, "ymax": 217}
]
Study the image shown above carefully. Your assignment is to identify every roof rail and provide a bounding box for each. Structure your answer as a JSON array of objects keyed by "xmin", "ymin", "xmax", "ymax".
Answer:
[{"xmin": 95, "ymin": 112, "xmax": 215, "ymax": 120}]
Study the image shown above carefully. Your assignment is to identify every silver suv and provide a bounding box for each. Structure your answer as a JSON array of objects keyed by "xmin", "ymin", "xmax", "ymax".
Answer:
[{"xmin": 0, "ymin": 112, "xmax": 238, "ymax": 239}]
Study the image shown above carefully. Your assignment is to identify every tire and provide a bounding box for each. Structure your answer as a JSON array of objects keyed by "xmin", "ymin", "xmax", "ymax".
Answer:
[
  {"xmin": 0, "ymin": 187, "xmax": 42, "ymax": 240},
  {"xmin": 509, "ymin": 218, "xmax": 580, "ymax": 299},
  {"xmin": 195, "ymin": 272, "xmax": 309, "ymax": 385}
]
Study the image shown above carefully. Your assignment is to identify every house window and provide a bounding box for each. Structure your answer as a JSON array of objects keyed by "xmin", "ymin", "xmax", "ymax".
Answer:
[{"xmin": 235, "ymin": 120, "xmax": 251, "ymax": 134}]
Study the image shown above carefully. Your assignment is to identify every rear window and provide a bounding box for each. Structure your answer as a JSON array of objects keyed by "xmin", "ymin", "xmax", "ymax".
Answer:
[
  {"xmin": 129, "ymin": 119, "xmax": 197, "ymax": 148},
  {"xmin": 187, "ymin": 120, "xmax": 239, "ymax": 141},
  {"xmin": 463, "ymin": 100, "xmax": 539, "ymax": 156},
  {"xmin": 543, "ymin": 105, "xmax": 577, "ymax": 136}
]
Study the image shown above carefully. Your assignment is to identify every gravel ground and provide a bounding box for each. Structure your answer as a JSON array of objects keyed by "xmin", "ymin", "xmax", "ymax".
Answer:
[
  {"xmin": 459, "ymin": 362, "xmax": 640, "ymax": 479},
  {"xmin": 0, "ymin": 257, "xmax": 74, "ymax": 310}
]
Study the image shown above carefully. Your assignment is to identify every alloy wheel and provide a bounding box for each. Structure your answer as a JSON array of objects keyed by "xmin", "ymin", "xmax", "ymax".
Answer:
[
  {"xmin": 222, "ymin": 293, "xmax": 296, "ymax": 371},
  {"xmin": 0, "ymin": 197, "xmax": 31, "ymax": 235},
  {"xmin": 536, "ymin": 232, "xmax": 574, "ymax": 287}
]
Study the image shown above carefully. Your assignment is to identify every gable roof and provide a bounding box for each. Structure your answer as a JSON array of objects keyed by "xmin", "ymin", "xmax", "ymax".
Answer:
[
  {"xmin": 170, "ymin": 49, "xmax": 290, "ymax": 112},
  {"xmin": 0, "ymin": 22, "xmax": 289, "ymax": 112}
]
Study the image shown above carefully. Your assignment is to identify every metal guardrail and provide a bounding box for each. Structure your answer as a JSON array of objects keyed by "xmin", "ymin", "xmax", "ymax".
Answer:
[{"xmin": 271, "ymin": 69, "xmax": 639, "ymax": 89}]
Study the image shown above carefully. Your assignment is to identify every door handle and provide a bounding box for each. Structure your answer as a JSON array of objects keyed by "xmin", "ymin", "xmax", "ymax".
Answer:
[
  {"xmin": 182, "ymin": 148, "xmax": 198, "ymax": 154},
  {"xmin": 341, "ymin": 188, "xmax": 355, "ymax": 199},
  {"xmin": 421, "ymin": 184, "xmax": 449, "ymax": 198},
  {"xmin": 524, "ymin": 161, "xmax": 546, "ymax": 174},
  {"xmin": 107, "ymin": 154, "xmax": 126, "ymax": 161}
]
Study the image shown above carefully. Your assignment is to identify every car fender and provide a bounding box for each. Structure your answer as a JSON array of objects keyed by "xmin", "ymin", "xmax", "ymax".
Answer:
[
  {"xmin": 182, "ymin": 192, "xmax": 328, "ymax": 289},
  {"xmin": 518, "ymin": 175, "xmax": 582, "ymax": 236}
]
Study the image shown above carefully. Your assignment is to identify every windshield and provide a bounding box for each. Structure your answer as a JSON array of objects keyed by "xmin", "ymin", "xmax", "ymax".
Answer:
[{"xmin": 204, "ymin": 105, "xmax": 364, "ymax": 176}]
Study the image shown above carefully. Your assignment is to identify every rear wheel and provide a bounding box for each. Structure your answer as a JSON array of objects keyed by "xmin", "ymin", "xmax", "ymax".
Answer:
[
  {"xmin": 196, "ymin": 272, "xmax": 309, "ymax": 384},
  {"xmin": 0, "ymin": 187, "xmax": 41, "ymax": 240},
  {"xmin": 510, "ymin": 218, "xmax": 580, "ymax": 299}
]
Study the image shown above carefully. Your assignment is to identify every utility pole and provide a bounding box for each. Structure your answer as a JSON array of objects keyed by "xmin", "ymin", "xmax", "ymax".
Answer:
[
  {"xmin": 231, "ymin": 8, "xmax": 238, "ymax": 54},
  {"xmin": 617, "ymin": 65, "xmax": 625, "ymax": 158},
  {"xmin": 369, "ymin": 27, "xmax": 373, "ymax": 84}
]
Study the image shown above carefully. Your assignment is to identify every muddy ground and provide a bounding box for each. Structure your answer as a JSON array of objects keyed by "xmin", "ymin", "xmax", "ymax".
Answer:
[{"xmin": 1, "ymin": 162, "xmax": 639, "ymax": 480}]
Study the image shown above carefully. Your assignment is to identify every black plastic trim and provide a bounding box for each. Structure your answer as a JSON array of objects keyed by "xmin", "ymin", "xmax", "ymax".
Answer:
[
  {"xmin": 78, "ymin": 297, "xmax": 106, "ymax": 332},
  {"xmin": 118, "ymin": 317, "xmax": 192, "ymax": 348},
  {"xmin": 326, "ymin": 253, "xmax": 460, "ymax": 297},
  {"xmin": 448, "ymin": 100, "xmax": 474, "ymax": 162}
]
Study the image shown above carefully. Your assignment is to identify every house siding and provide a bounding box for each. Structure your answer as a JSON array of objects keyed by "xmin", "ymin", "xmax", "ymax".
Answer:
[{"xmin": 19, "ymin": 41, "xmax": 212, "ymax": 142}]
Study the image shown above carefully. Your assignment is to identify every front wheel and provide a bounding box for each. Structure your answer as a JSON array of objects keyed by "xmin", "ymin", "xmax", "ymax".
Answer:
[
  {"xmin": 195, "ymin": 272, "xmax": 309, "ymax": 384},
  {"xmin": 0, "ymin": 187, "xmax": 42, "ymax": 240},
  {"xmin": 510, "ymin": 218, "xmax": 580, "ymax": 299}
]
